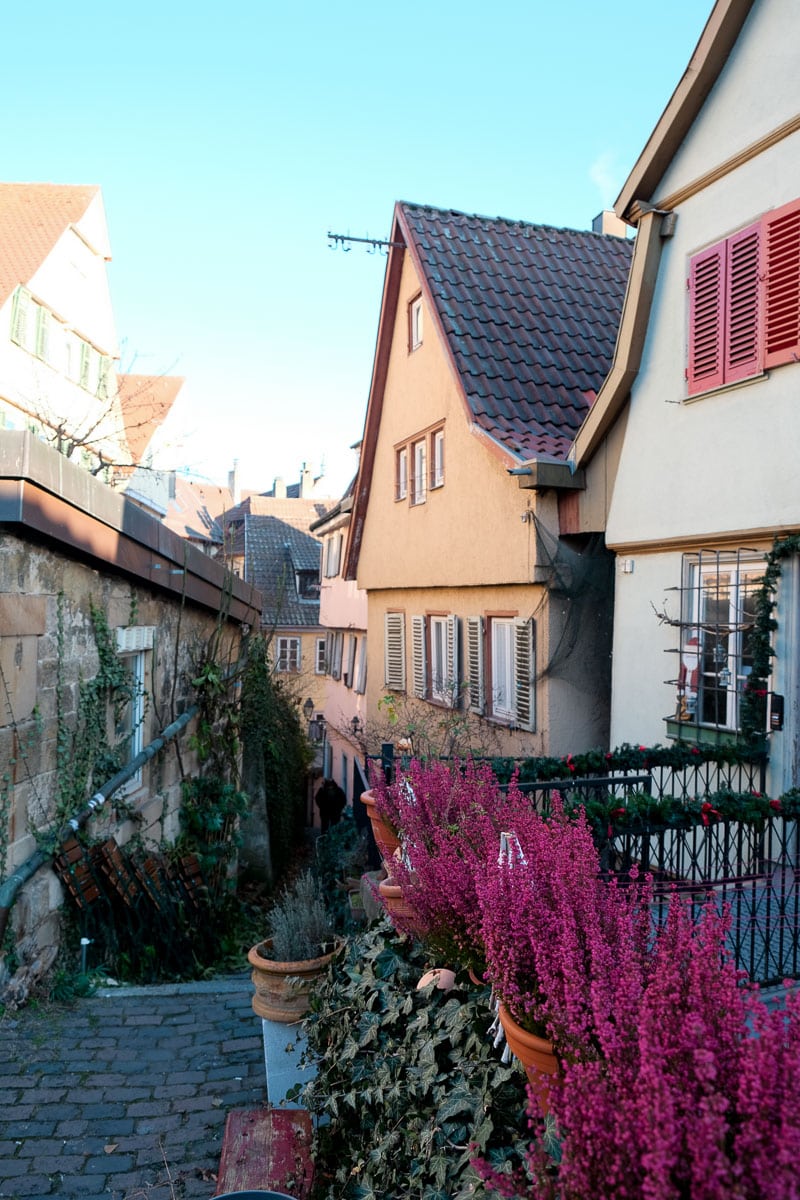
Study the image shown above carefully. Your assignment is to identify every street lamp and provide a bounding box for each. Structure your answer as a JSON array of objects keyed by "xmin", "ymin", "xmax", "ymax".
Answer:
[{"xmin": 303, "ymin": 697, "xmax": 314, "ymax": 723}]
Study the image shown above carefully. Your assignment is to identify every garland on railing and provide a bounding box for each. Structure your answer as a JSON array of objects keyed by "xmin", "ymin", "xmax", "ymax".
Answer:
[
  {"xmin": 739, "ymin": 532, "xmax": 800, "ymax": 745},
  {"xmin": 488, "ymin": 739, "xmax": 760, "ymax": 786},
  {"xmin": 573, "ymin": 786, "xmax": 800, "ymax": 836}
]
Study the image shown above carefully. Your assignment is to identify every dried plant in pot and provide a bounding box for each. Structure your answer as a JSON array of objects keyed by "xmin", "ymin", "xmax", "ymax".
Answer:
[{"xmin": 248, "ymin": 869, "xmax": 339, "ymax": 1024}]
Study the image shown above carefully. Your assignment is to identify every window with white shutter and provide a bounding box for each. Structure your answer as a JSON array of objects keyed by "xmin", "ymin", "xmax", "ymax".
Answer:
[
  {"xmin": 344, "ymin": 634, "xmax": 357, "ymax": 689},
  {"xmin": 514, "ymin": 618, "xmax": 536, "ymax": 732},
  {"xmin": 411, "ymin": 615, "xmax": 427, "ymax": 699},
  {"xmin": 384, "ymin": 613, "xmax": 406, "ymax": 692},
  {"xmin": 466, "ymin": 617, "xmax": 485, "ymax": 714},
  {"xmin": 331, "ymin": 631, "xmax": 344, "ymax": 680},
  {"xmin": 355, "ymin": 636, "xmax": 368, "ymax": 694}
]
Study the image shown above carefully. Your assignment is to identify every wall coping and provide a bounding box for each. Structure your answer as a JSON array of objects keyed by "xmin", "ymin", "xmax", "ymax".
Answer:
[{"xmin": 0, "ymin": 431, "xmax": 261, "ymax": 624}]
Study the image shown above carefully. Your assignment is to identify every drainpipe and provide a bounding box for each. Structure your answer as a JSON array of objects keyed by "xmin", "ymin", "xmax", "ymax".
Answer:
[{"xmin": 0, "ymin": 705, "xmax": 198, "ymax": 944}]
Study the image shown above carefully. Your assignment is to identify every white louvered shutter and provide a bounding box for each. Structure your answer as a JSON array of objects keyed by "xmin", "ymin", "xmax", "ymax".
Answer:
[
  {"xmin": 446, "ymin": 615, "xmax": 460, "ymax": 707},
  {"xmin": 384, "ymin": 613, "xmax": 406, "ymax": 692},
  {"xmin": 466, "ymin": 617, "xmax": 485, "ymax": 714},
  {"xmin": 355, "ymin": 636, "xmax": 368, "ymax": 694},
  {"xmin": 411, "ymin": 615, "xmax": 427, "ymax": 699},
  {"xmin": 514, "ymin": 618, "xmax": 536, "ymax": 732}
]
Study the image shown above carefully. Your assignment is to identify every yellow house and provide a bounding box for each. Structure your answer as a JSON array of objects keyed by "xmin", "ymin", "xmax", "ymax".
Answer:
[{"xmin": 346, "ymin": 202, "xmax": 632, "ymax": 758}]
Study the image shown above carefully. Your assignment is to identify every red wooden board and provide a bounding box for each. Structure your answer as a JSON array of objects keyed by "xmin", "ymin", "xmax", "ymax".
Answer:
[{"xmin": 215, "ymin": 1107, "xmax": 314, "ymax": 1198}]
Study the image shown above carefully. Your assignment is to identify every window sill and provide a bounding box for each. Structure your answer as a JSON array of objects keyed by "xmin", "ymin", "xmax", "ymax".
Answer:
[
  {"xmin": 685, "ymin": 371, "xmax": 767, "ymax": 404},
  {"xmin": 664, "ymin": 717, "xmax": 765, "ymax": 752}
]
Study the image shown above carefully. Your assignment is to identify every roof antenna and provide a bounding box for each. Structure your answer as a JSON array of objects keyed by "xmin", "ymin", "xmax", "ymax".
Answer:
[{"xmin": 327, "ymin": 231, "xmax": 404, "ymax": 256}]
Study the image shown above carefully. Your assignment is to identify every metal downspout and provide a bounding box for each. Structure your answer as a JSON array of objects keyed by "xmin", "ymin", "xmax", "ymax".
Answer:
[{"xmin": 0, "ymin": 705, "xmax": 199, "ymax": 943}]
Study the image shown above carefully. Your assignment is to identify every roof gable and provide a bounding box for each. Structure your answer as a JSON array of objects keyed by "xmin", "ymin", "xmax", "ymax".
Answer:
[
  {"xmin": 616, "ymin": 0, "xmax": 755, "ymax": 223},
  {"xmin": 345, "ymin": 201, "xmax": 633, "ymax": 577},
  {"xmin": 399, "ymin": 203, "xmax": 632, "ymax": 461},
  {"xmin": 117, "ymin": 374, "xmax": 185, "ymax": 465},
  {"xmin": 0, "ymin": 184, "xmax": 104, "ymax": 309}
]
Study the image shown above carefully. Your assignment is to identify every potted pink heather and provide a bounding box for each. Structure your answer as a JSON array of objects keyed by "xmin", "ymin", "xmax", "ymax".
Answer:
[
  {"xmin": 476, "ymin": 795, "xmax": 654, "ymax": 1102},
  {"xmin": 370, "ymin": 758, "xmax": 534, "ymax": 969},
  {"xmin": 476, "ymin": 896, "xmax": 800, "ymax": 1200}
]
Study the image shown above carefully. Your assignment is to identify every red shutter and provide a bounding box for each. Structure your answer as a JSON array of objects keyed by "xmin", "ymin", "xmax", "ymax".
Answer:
[
  {"xmin": 724, "ymin": 223, "xmax": 761, "ymax": 382},
  {"xmin": 688, "ymin": 241, "xmax": 725, "ymax": 394},
  {"xmin": 763, "ymin": 197, "xmax": 800, "ymax": 369}
]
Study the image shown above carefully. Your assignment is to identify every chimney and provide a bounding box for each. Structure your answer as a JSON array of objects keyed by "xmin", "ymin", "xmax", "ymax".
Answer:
[
  {"xmin": 299, "ymin": 462, "xmax": 313, "ymax": 497},
  {"xmin": 228, "ymin": 459, "xmax": 241, "ymax": 505},
  {"xmin": 592, "ymin": 210, "xmax": 629, "ymax": 239},
  {"xmin": 273, "ymin": 476, "xmax": 287, "ymax": 499}
]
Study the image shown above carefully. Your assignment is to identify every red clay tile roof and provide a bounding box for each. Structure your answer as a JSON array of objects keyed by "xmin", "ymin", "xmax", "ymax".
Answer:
[
  {"xmin": 0, "ymin": 184, "xmax": 101, "ymax": 308},
  {"xmin": 117, "ymin": 374, "xmax": 184, "ymax": 465},
  {"xmin": 398, "ymin": 203, "xmax": 633, "ymax": 462},
  {"xmin": 162, "ymin": 476, "xmax": 237, "ymax": 545}
]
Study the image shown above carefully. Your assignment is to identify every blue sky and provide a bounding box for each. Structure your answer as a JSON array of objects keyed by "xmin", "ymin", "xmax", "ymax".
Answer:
[{"xmin": 3, "ymin": 1, "xmax": 711, "ymax": 498}]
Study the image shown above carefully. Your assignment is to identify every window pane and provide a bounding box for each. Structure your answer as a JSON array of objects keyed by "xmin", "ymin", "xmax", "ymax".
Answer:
[{"xmin": 491, "ymin": 620, "xmax": 514, "ymax": 718}]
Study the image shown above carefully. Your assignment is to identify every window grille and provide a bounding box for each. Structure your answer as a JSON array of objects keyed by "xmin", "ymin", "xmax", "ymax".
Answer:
[{"xmin": 666, "ymin": 549, "xmax": 765, "ymax": 735}]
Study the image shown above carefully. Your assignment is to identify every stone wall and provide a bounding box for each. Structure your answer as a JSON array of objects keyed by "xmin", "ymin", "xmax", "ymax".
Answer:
[{"xmin": 0, "ymin": 529, "xmax": 243, "ymax": 973}]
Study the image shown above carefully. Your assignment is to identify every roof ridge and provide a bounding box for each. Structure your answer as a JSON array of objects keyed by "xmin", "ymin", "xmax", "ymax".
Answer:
[{"xmin": 397, "ymin": 200, "xmax": 629, "ymax": 242}]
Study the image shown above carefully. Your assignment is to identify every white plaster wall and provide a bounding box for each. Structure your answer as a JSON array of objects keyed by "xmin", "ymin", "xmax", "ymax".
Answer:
[
  {"xmin": 657, "ymin": 0, "xmax": 799, "ymax": 203},
  {"xmin": 608, "ymin": 134, "xmax": 800, "ymax": 550},
  {"xmin": 609, "ymin": 551, "xmax": 684, "ymax": 747}
]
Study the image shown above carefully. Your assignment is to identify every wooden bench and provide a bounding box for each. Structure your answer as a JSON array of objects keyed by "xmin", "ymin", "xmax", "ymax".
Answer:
[{"xmin": 215, "ymin": 1107, "xmax": 314, "ymax": 1198}]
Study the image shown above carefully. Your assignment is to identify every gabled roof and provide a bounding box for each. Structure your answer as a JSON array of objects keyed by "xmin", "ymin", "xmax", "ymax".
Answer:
[
  {"xmin": 574, "ymin": 0, "xmax": 756, "ymax": 467},
  {"xmin": 243, "ymin": 516, "xmax": 322, "ymax": 628},
  {"xmin": 162, "ymin": 476, "xmax": 236, "ymax": 545},
  {"xmin": 117, "ymin": 374, "xmax": 184, "ymax": 465},
  {"xmin": 399, "ymin": 203, "xmax": 633, "ymax": 461},
  {"xmin": 0, "ymin": 184, "xmax": 104, "ymax": 309},
  {"xmin": 222, "ymin": 495, "xmax": 330, "ymax": 555},
  {"xmin": 345, "ymin": 201, "xmax": 633, "ymax": 576},
  {"xmin": 616, "ymin": 0, "xmax": 755, "ymax": 223}
]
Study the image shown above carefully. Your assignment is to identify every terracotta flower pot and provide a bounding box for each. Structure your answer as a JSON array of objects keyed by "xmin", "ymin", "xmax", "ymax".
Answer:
[
  {"xmin": 377, "ymin": 877, "xmax": 424, "ymax": 936},
  {"xmin": 498, "ymin": 1002, "xmax": 558, "ymax": 1114},
  {"xmin": 361, "ymin": 789, "xmax": 400, "ymax": 865},
  {"xmin": 247, "ymin": 938, "xmax": 339, "ymax": 1024}
]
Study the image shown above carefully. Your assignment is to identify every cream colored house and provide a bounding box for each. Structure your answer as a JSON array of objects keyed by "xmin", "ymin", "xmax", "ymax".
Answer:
[
  {"xmin": 0, "ymin": 184, "xmax": 180, "ymax": 480},
  {"xmin": 572, "ymin": 0, "xmax": 800, "ymax": 792},
  {"xmin": 346, "ymin": 203, "xmax": 632, "ymax": 758}
]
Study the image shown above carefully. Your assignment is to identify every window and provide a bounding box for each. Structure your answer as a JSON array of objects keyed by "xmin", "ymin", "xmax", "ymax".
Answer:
[
  {"xmin": 431, "ymin": 429, "xmax": 445, "ymax": 488},
  {"xmin": 412, "ymin": 439, "xmax": 427, "ymax": 505},
  {"xmin": 465, "ymin": 615, "xmax": 535, "ymax": 729},
  {"xmin": 275, "ymin": 636, "xmax": 301, "ymax": 672},
  {"xmin": 315, "ymin": 637, "xmax": 326, "ymax": 674},
  {"xmin": 396, "ymin": 447, "xmax": 408, "ymax": 501},
  {"xmin": 114, "ymin": 626, "xmax": 155, "ymax": 791},
  {"xmin": 325, "ymin": 532, "xmax": 343, "ymax": 577},
  {"xmin": 410, "ymin": 614, "xmax": 460, "ymax": 705},
  {"xmin": 327, "ymin": 631, "xmax": 344, "ymax": 680},
  {"xmin": 674, "ymin": 551, "xmax": 764, "ymax": 733},
  {"xmin": 384, "ymin": 612, "xmax": 406, "ymax": 692},
  {"xmin": 355, "ymin": 636, "xmax": 368, "ymax": 694},
  {"xmin": 687, "ymin": 198, "xmax": 800, "ymax": 396},
  {"xmin": 395, "ymin": 426, "xmax": 444, "ymax": 504},
  {"xmin": 409, "ymin": 295, "xmax": 423, "ymax": 351},
  {"xmin": 344, "ymin": 634, "xmax": 358, "ymax": 688},
  {"xmin": 296, "ymin": 569, "xmax": 320, "ymax": 599}
]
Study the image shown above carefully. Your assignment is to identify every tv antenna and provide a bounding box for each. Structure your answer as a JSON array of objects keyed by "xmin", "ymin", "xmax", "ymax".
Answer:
[{"xmin": 327, "ymin": 231, "xmax": 404, "ymax": 255}]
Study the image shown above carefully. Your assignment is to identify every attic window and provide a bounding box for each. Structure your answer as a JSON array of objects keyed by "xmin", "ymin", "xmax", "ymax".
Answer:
[
  {"xmin": 409, "ymin": 295, "xmax": 423, "ymax": 351},
  {"xmin": 296, "ymin": 570, "xmax": 320, "ymax": 599}
]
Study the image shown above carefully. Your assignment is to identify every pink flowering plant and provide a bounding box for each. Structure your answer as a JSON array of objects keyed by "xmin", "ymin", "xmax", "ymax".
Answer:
[
  {"xmin": 476, "ymin": 794, "xmax": 654, "ymax": 1055},
  {"xmin": 477, "ymin": 896, "xmax": 800, "ymax": 1200},
  {"xmin": 369, "ymin": 758, "xmax": 535, "ymax": 968}
]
